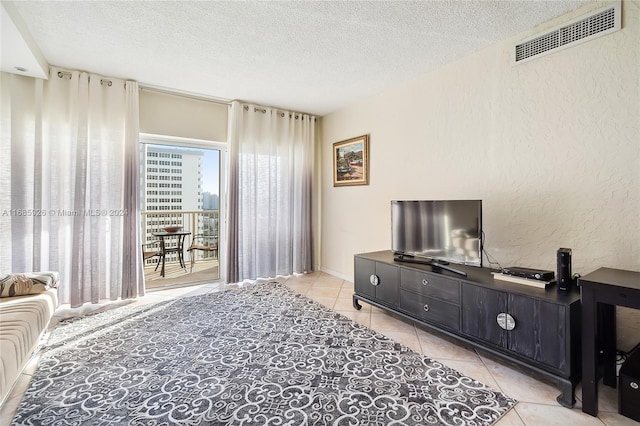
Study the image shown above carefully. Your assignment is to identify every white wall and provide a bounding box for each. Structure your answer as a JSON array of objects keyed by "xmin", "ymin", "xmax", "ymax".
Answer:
[{"xmin": 320, "ymin": 1, "xmax": 639, "ymax": 281}]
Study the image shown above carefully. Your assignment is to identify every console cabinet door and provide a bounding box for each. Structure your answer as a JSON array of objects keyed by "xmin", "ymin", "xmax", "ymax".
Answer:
[
  {"xmin": 462, "ymin": 284, "xmax": 569, "ymax": 371},
  {"xmin": 461, "ymin": 284, "xmax": 508, "ymax": 348},
  {"xmin": 507, "ymin": 294, "xmax": 567, "ymax": 371},
  {"xmin": 354, "ymin": 257, "xmax": 376, "ymax": 299},
  {"xmin": 354, "ymin": 257, "xmax": 399, "ymax": 307},
  {"xmin": 375, "ymin": 263, "xmax": 400, "ymax": 306}
]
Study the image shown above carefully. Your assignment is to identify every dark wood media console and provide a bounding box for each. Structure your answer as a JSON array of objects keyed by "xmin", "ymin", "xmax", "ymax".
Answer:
[{"xmin": 353, "ymin": 250, "xmax": 582, "ymax": 407}]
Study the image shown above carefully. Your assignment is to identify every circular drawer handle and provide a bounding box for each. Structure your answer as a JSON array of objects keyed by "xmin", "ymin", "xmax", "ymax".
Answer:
[
  {"xmin": 423, "ymin": 304, "xmax": 430, "ymax": 312},
  {"xmin": 631, "ymin": 382, "xmax": 639, "ymax": 390},
  {"xmin": 422, "ymin": 279, "xmax": 429, "ymax": 286},
  {"xmin": 369, "ymin": 274, "xmax": 380, "ymax": 286},
  {"xmin": 496, "ymin": 313, "xmax": 516, "ymax": 331}
]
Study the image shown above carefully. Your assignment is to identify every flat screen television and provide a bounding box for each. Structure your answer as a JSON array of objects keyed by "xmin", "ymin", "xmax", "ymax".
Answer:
[{"xmin": 391, "ymin": 200, "xmax": 482, "ymax": 273}]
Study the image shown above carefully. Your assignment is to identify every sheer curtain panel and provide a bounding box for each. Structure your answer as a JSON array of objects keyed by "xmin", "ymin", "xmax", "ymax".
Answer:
[
  {"xmin": 226, "ymin": 102, "xmax": 315, "ymax": 283},
  {"xmin": 121, "ymin": 81, "xmax": 144, "ymax": 300},
  {"xmin": 0, "ymin": 68, "xmax": 143, "ymax": 306}
]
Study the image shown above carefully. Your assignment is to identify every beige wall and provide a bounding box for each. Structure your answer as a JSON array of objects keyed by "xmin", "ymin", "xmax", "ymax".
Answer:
[
  {"xmin": 320, "ymin": 1, "xmax": 639, "ymax": 283},
  {"xmin": 139, "ymin": 89, "xmax": 228, "ymax": 142}
]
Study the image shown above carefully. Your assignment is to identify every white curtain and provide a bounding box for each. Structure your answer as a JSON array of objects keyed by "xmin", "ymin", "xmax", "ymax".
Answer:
[
  {"xmin": 226, "ymin": 102, "xmax": 315, "ymax": 283},
  {"xmin": 121, "ymin": 81, "xmax": 145, "ymax": 299},
  {"xmin": 0, "ymin": 68, "xmax": 143, "ymax": 306}
]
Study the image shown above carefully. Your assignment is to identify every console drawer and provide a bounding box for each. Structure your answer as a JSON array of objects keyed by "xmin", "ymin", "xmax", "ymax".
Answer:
[
  {"xmin": 400, "ymin": 290, "xmax": 460, "ymax": 331},
  {"xmin": 400, "ymin": 269, "xmax": 460, "ymax": 303}
]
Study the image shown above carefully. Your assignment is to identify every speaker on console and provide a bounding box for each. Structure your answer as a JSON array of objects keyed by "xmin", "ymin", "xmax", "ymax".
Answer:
[
  {"xmin": 619, "ymin": 347, "xmax": 640, "ymax": 422},
  {"xmin": 557, "ymin": 248, "xmax": 572, "ymax": 291}
]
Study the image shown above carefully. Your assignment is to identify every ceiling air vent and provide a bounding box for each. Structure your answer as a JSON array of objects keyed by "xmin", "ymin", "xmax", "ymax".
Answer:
[{"xmin": 514, "ymin": 0, "xmax": 621, "ymax": 64}]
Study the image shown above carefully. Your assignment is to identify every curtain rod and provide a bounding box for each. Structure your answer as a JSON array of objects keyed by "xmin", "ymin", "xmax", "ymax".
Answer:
[
  {"xmin": 56, "ymin": 70, "xmax": 116, "ymax": 87},
  {"xmin": 243, "ymin": 105, "xmax": 317, "ymax": 121},
  {"xmin": 139, "ymin": 85, "xmax": 230, "ymax": 106}
]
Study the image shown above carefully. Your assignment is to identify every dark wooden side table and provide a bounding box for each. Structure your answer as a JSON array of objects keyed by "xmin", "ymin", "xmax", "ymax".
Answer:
[
  {"xmin": 579, "ymin": 267, "xmax": 640, "ymax": 417},
  {"xmin": 152, "ymin": 230, "xmax": 191, "ymax": 277}
]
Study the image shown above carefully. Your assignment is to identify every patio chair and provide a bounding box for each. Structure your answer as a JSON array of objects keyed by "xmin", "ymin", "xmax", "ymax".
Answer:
[
  {"xmin": 141, "ymin": 241, "xmax": 163, "ymax": 272},
  {"xmin": 187, "ymin": 234, "xmax": 218, "ymax": 273}
]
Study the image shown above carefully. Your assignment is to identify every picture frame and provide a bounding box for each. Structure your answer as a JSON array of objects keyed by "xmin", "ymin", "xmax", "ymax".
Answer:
[{"xmin": 333, "ymin": 134, "xmax": 369, "ymax": 187}]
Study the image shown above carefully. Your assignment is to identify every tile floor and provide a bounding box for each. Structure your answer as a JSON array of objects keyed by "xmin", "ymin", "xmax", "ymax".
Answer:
[{"xmin": 2, "ymin": 271, "xmax": 638, "ymax": 425}]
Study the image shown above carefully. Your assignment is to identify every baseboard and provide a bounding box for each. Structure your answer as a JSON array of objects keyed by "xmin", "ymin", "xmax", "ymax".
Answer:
[{"xmin": 319, "ymin": 266, "xmax": 352, "ymax": 282}]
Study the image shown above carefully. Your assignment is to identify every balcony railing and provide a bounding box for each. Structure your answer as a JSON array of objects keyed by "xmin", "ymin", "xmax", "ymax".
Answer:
[{"xmin": 141, "ymin": 210, "xmax": 219, "ymax": 268}]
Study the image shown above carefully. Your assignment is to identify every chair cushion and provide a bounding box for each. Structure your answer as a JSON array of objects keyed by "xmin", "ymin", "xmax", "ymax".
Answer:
[{"xmin": 0, "ymin": 272, "xmax": 59, "ymax": 298}]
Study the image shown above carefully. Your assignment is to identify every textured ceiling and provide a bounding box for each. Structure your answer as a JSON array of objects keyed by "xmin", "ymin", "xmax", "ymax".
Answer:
[{"xmin": 8, "ymin": 0, "xmax": 593, "ymax": 116}]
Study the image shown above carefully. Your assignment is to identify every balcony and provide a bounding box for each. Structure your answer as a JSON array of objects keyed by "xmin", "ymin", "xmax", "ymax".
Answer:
[{"xmin": 141, "ymin": 210, "xmax": 220, "ymax": 290}]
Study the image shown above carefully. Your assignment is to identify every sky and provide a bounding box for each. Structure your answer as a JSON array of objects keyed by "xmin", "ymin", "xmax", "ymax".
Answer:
[
  {"xmin": 337, "ymin": 142, "xmax": 363, "ymax": 155},
  {"xmin": 202, "ymin": 149, "xmax": 219, "ymax": 195}
]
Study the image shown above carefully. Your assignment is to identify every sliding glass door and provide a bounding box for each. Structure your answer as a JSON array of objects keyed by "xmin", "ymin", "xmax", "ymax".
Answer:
[{"xmin": 140, "ymin": 136, "xmax": 225, "ymax": 289}]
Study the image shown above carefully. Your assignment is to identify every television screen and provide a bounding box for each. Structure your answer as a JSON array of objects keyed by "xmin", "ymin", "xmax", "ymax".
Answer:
[{"xmin": 391, "ymin": 200, "xmax": 482, "ymax": 267}]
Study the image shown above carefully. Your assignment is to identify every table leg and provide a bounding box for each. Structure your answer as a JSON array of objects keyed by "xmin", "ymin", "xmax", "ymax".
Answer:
[
  {"xmin": 581, "ymin": 286, "xmax": 598, "ymax": 416},
  {"xmin": 601, "ymin": 303, "xmax": 617, "ymax": 387},
  {"xmin": 160, "ymin": 237, "xmax": 166, "ymax": 278},
  {"xmin": 176, "ymin": 235, "xmax": 182, "ymax": 268}
]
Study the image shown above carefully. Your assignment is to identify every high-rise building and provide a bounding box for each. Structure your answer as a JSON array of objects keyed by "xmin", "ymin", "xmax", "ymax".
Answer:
[
  {"xmin": 202, "ymin": 192, "xmax": 219, "ymax": 210},
  {"xmin": 141, "ymin": 146, "xmax": 204, "ymax": 263}
]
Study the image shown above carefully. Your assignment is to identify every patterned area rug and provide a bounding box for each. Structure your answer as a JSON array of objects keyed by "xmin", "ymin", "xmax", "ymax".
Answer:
[{"xmin": 13, "ymin": 283, "xmax": 516, "ymax": 425}]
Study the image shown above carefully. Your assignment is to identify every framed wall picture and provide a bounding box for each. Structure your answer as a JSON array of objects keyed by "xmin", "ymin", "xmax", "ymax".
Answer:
[{"xmin": 333, "ymin": 134, "xmax": 369, "ymax": 187}]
